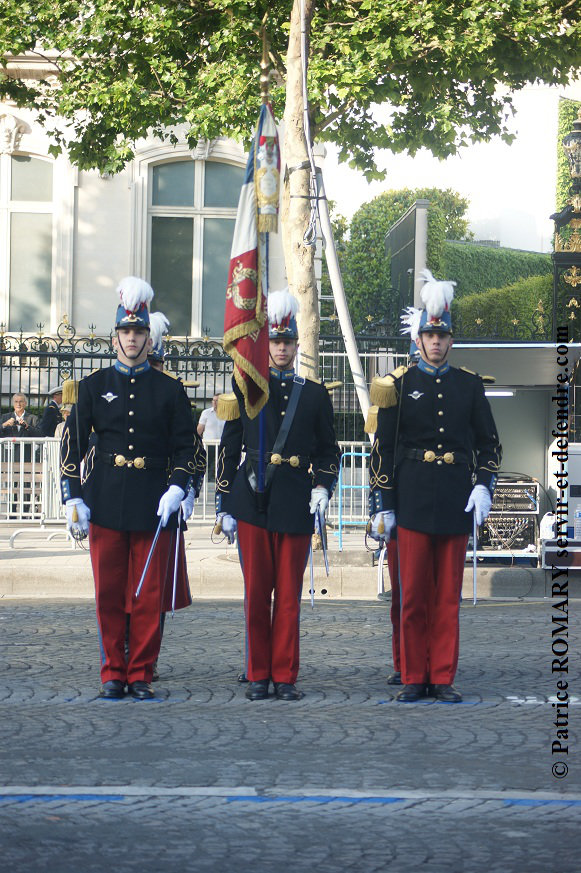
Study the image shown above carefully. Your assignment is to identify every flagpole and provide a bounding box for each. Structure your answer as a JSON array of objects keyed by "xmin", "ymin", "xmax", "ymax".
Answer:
[{"xmin": 256, "ymin": 23, "xmax": 271, "ymax": 507}]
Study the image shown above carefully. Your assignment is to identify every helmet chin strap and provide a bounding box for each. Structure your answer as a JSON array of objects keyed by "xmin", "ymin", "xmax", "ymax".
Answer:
[
  {"xmin": 117, "ymin": 331, "xmax": 149, "ymax": 362},
  {"xmin": 418, "ymin": 333, "xmax": 451, "ymax": 366}
]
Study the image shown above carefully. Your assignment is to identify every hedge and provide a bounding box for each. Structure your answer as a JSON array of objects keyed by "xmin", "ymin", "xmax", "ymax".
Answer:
[
  {"xmin": 441, "ymin": 242, "xmax": 551, "ymax": 298},
  {"xmin": 454, "ymin": 274, "xmax": 552, "ymax": 339}
]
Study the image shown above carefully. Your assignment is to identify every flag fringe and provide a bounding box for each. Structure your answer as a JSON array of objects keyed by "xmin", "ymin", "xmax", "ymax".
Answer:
[
  {"xmin": 233, "ymin": 366, "xmax": 269, "ymax": 420},
  {"xmin": 258, "ymin": 214, "xmax": 278, "ymax": 234}
]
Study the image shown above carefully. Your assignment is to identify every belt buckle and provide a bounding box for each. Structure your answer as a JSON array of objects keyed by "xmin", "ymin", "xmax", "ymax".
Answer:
[
  {"xmin": 114, "ymin": 454, "xmax": 126, "ymax": 467},
  {"xmin": 133, "ymin": 457, "xmax": 145, "ymax": 469},
  {"xmin": 443, "ymin": 452, "xmax": 454, "ymax": 464},
  {"xmin": 270, "ymin": 453, "xmax": 282, "ymax": 465},
  {"xmin": 423, "ymin": 450, "xmax": 436, "ymax": 463},
  {"xmin": 289, "ymin": 455, "xmax": 300, "ymax": 468}
]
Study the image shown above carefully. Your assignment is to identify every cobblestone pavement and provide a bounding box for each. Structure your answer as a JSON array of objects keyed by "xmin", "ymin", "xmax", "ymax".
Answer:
[{"xmin": 1, "ymin": 598, "xmax": 579, "ymax": 872}]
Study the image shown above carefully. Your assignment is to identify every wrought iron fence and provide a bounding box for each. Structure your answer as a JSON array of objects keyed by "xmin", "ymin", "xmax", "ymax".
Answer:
[
  {"xmin": 0, "ymin": 320, "xmax": 410, "ymax": 439},
  {"xmin": 0, "ymin": 316, "xmax": 570, "ymax": 440},
  {"xmin": 0, "ymin": 319, "xmax": 234, "ymax": 422}
]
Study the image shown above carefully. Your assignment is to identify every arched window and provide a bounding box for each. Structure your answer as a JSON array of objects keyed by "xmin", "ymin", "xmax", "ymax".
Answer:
[
  {"xmin": 148, "ymin": 158, "xmax": 244, "ymax": 337},
  {"xmin": 0, "ymin": 154, "xmax": 54, "ymax": 331}
]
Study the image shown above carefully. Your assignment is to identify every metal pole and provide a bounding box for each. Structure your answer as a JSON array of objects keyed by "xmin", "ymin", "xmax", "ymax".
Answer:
[
  {"xmin": 473, "ymin": 513, "xmax": 478, "ymax": 606},
  {"xmin": 316, "ymin": 169, "xmax": 371, "ymax": 427}
]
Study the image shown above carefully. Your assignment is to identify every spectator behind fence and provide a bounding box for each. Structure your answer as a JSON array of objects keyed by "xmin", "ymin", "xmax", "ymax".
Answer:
[
  {"xmin": 40, "ymin": 385, "xmax": 64, "ymax": 436},
  {"xmin": 53, "ymin": 380, "xmax": 78, "ymax": 441},
  {"xmin": 1, "ymin": 393, "xmax": 41, "ymax": 437},
  {"xmin": 197, "ymin": 394, "xmax": 225, "ymax": 441},
  {"xmin": 54, "ymin": 405, "xmax": 72, "ymax": 440}
]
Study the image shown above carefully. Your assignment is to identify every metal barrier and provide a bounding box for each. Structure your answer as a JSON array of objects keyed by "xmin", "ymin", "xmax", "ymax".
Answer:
[
  {"xmin": 334, "ymin": 445, "xmax": 370, "ymax": 550},
  {"xmin": 1, "ymin": 437, "xmax": 371, "ymax": 540},
  {"xmin": 0, "ymin": 437, "xmax": 63, "ymax": 524}
]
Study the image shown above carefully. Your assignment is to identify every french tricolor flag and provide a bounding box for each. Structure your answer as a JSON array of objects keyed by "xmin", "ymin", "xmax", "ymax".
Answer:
[{"xmin": 223, "ymin": 103, "xmax": 280, "ymax": 419}]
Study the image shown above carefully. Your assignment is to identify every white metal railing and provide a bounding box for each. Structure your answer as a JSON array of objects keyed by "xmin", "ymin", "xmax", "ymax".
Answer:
[
  {"xmin": 191, "ymin": 439, "xmax": 370, "ymax": 526},
  {"xmin": 0, "ymin": 438, "xmax": 371, "ymax": 528},
  {"xmin": 0, "ymin": 438, "xmax": 64, "ymax": 524}
]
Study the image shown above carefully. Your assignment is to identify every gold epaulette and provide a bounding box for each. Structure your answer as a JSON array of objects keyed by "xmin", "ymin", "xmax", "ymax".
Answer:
[
  {"xmin": 306, "ymin": 376, "xmax": 321, "ymax": 384},
  {"xmin": 325, "ymin": 381, "xmax": 342, "ymax": 392},
  {"xmin": 369, "ymin": 374, "xmax": 399, "ymax": 408},
  {"xmin": 364, "ymin": 405, "xmax": 379, "ymax": 434},
  {"xmin": 181, "ymin": 379, "xmax": 200, "ymax": 387},
  {"xmin": 216, "ymin": 392, "xmax": 240, "ymax": 421},
  {"xmin": 460, "ymin": 366, "xmax": 496, "ymax": 384},
  {"xmin": 61, "ymin": 379, "xmax": 78, "ymax": 405},
  {"xmin": 391, "ymin": 365, "xmax": 408, "ymax": 379}
]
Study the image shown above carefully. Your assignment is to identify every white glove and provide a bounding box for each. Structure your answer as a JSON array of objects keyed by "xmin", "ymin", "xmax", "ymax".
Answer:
[
  {"xmin": 309, "ymin": 486, "xmax": 329, "ymax": 516},
  {"xmin": 216, "ymin": 511, "xmax": 237, "ymax": 544},
  {"xmin": 181, "ymin": 488, "xmax": 196, "ymax": 521},
  {"xmin": 465, "ymin": 484, "xmax": 492, "ymax": 526},
  {"xmin": 157, "ymin": 484, "xmax": 185, "ymax": 527},
  {"xmin": 65, "ymin": 498, "xmax": 91, "ymax": 537},
  {"xmin": 369, "ymin": 510, "xmax": 396, "ymax": 544}
]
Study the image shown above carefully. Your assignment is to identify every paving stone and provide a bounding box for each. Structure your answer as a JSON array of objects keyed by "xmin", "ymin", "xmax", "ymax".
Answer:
[{"xmin": 0, "ymin": 598, "xmax": 579, "ymax": 872}]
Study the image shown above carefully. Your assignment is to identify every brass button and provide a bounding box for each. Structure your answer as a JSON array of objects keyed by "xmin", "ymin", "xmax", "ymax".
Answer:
[
  {"xmin": 130, "ymin": 394, "xmax": 135, "ymax": 399},
  {"xmin": 439, "ymin": 427, "xmax": 444, "ymax": 433},
  {"xmin": 281, "ymin": 410, "xmax": 285, "ymax": 415},
  {"xmin": 130, "ymin": 378, "xmax": 136, "ymax": 384},
  {"xmin": 129, "ymin": 410, "xmax": 134, "ymax": 416},
  {"xmin": 128, "ymin": 445, "xmax": 134, "ymax": 451},
  {"xmin": 281, "ymin": 382, "xmax": 286, "ymax": 387},
  {"xmin": 438, "ymin": 410, "xmax": 444, "ymax": 416},
  {"xmin": 437, "ymin": 460, "xmax": 443, "ymax": 465},
  {"xmin": 436, "ymin": 378, "xmax": 441, "ymax": 384},
  {"xmin": 284, "ymin": 395, "xmax": 289, "ymax": 400},
  {"xmin": 438, "ymin": 393, "xmax": 443, "ymax": 399},
  {"xmin": 437, "ymin": 444, "xmax": 443, "ymax": 449},
  {"xmin": 129, "ymin": 428, "xmax": 134, "ymax": 434}
]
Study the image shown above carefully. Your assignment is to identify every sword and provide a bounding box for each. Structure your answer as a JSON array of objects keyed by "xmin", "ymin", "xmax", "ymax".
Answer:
[
  {"xmin": 171, "ymin": 507, "xmax": 182, "ymax": 615},
  {"xmin": 136, "ymin": 516, "xmax": 164, "ymax": 598},
  {"xmin": 309, "ymin": 543, "xmax": 315, "ymax": 609},
  {"xmin": 316, "ymin": 508, "xmax": 329, "ymax": 577},
  {"xmin": 378, "ymin": 542, "xmax": 387, "ymax": 595},
  {"xmin": 473, "ymin": 512, "xmax": 478, "ymax": 606}
]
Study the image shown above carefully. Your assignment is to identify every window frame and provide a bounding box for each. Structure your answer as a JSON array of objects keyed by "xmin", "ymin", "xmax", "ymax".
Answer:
[
  {"xmin": 133, "ymin": 139, "xmax": 246, "ymax": 338},
  {"xmin": 0, "ymin": 137, "xmax": 76, "ymax": 334}
]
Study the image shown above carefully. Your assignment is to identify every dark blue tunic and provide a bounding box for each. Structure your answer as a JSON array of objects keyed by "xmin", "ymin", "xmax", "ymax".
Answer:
[{"xmin": 60, "ymin": 361, "xmax": 205, "ymax": 531}]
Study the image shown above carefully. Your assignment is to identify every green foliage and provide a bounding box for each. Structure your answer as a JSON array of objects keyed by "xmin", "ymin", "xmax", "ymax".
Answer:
[
  {"xmin": 454, "ymin": 274, "xmax": 552, "ymax": 339},
  {"xmin": 427, "ymin": 206, "xmax": 447, "ymax": 275},
  {"xmin": 441, "ymin": 242, "xmax": 552, "ymax": 298},
  {"xmin": 0, "ymin": 1, "xmax": 579, "ymax": 176},
  {"xmin": 339, "ymin": 188, "xmax": 470, "ymax": 331},
  {"xmin": 556, "ymin": 98, "xmax": 581, "ymax": 212}
]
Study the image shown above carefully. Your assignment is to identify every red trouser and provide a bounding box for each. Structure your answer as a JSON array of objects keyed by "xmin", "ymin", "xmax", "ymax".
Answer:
[
  {"xmin": 397, "ymin": 526, "xmax": 468, "ymax": 685},
  {"xmin": 386, "ymin": 538, "xmax": 401, "ymax": 672},
  {"xmin": 89, "ymin": 522, "xmax": 172, "ymax": 684},
  {"xmin": 237, "ymin": 520, "xmax": 311, "ymax": 684}
]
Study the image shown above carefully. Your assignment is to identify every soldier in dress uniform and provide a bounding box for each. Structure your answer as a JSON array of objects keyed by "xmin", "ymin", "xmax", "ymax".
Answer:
[
  {"xmin": 368, "ymin": 271, "xmax": 501, "ymax": 703},
  {"xmin": 215, "ymin": 289, "xmax": 341, "ymax": 701},
  {"xmin": 60, "ymin": 278, "xmax": 204, "ymax": 700}
]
